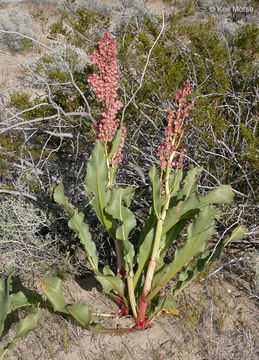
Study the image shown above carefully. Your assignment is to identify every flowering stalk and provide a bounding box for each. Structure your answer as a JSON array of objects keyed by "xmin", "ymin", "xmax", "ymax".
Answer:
[
  {"xmin": 137, "ymin": 80, "xmax": 193, "ymax": 326},
  {"xmin": 87, "ymin": 32, "xmax": 126, "ymax": 170},
  {"xmin": 87, "ymin": 32, "xmax": 126, "ymax": 276},
  {"xmin": 87, "ymin": 33, "xmax": 138, "ymax": 316}
]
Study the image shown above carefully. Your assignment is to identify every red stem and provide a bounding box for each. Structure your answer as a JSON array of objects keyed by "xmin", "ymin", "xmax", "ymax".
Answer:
[
  {"xmin": 115, "ymin": 295, "xmax": 129, "ymax": 317},
  {"xmin": 136, "ymin": 296, "xmax": 147, "ymax": 327}
]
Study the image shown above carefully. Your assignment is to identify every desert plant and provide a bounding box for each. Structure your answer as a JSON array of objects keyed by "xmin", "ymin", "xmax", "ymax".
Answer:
[
  {"xmin": 44, "ymin": 32, "xmax": 246, "ymax": 332},
  {"xmin": 0, "ymin": 271, "xmax": 39, "ymax": 359},
  {"xmin": 0, "ymin": 196, "xmax": 66, "ymax": 278},
  {"xmin": 0, "ymin": 7, "xmax": 36, "ymax": 52}
]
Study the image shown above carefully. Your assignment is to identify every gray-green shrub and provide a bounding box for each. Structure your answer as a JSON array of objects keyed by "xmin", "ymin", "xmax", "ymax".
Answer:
[{"xmin": 0, "ymin": 6, "xmax": 36, "ymax": 52}]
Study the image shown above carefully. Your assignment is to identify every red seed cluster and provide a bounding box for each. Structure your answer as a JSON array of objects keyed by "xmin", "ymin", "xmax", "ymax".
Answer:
[
  {"xmin": 88, "ymin": 32, "xmax": 126, "ymax": 163},
  {"xmin": 157, "ymin": 80, "xmax": 193, "ymax": 170}
]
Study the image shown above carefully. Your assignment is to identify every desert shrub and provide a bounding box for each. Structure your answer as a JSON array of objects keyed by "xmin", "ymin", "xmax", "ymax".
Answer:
[
  {"xmin": 73, "ymin": 0, "xmax": 117, "ymax": 16},
  {"xmin": 0, "ymin": 0, "xmax": 24, "ymax": 7},
  {"xmin": 31, "ymin": 0, "xmax": 57, "ymax": 4},
  {"xmin": 0, "ymin": 197, "xmax": 66, "ymax": 278},
  {"xmin": 0, "ymin": 6, "xmax": 36, "ymax": 52},
  {"xmin": 32, "ymin": 44, "xmax": 91, "ymax": 81}
]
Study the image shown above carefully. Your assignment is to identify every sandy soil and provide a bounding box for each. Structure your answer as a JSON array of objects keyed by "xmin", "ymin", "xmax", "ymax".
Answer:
[{"xmin": 1, "ymin": 259, "xmax": 258, "ymax": 360}]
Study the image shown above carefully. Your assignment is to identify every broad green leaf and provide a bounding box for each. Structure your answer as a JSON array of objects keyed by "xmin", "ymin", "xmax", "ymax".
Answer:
[
  {"xmin": 102, "ymin": 265, "xmax": 115, "ymax": 276},
  {"xmin": 177, "ymin": 167, "xmax": 203, "ymax": 201},
  {"xmin": 168, "ymin": 168, "xmax": 183, "ymax": 195},
  {"xmin": 51, "ymin": 182, "xmax": 75, "ymax": 217},
  {"xmin": 15, "ymin": 312, "xmax": 39, "ymax": 339},
  {"xmin": 0, "ymin": 272, "xmax": 12, "ymax": 337},
  {"xmin": 0, "ymin": 313, "xmax": 39, "ymax": 359},
  {"xmin": 159, "ymin": 219, "xmax": 187, "ymax": 257},
  {"xmin": 149, "ymin": 165, "xmax": 165, "ymax": 219},
  {"xmin": 106, "ymin": 187, "xmax": 135, "ymax": 241},
  {"xmin": 66, "ymin": 303, "xmax": 91, "ymax": 327},
  {"xmin": 171, "ymin": 225, "xmax": 247, "ymax": 298},
  {"xmin": 147, "ymin": 206, "xmax": 218, "ymax": 302},
  {"xmin": 163, "ymin": 185, "xmax": 234, "ymax": 236},
  {"xmin": 223, "ymin": 225, "xmax": 247, "ymax": 246},
  {"xmin": 148, "ymin": 296, "xmax": 178, "ymax": 322},
  {"xmin": 40, "ymin": 277, "xmax": 68, "ymax": 314},
  {"xmin": 134, "ymin": 214, "xmax": 157, "ymax": 289},
  {"xmin": 105, "ymin": 187, "xmax": 136, "ymax": 274},
  {"xmin": 171, "ymin": 251, "xmax": 211, "ymax": 298},
  {"xmin": 68, "ymin": 210, "xmax": 98, "ymax": 270},
  {"xmin": 9, "ymin": 291, "xmax": 31, "ymax": 311},
  {"xmin": 51, "ymin": 183, "xmax": 98, "ymax": 272},
  {"xmin": 84, "ymin": 141, "xmax": 113, "ymax": 232},
  {"xmin": 95, "ymin": 274, "xmax": 125, "ymax": 298},
  {"xmin": 151, "ymin": 220, "xmax": 188, "ymax": 289},
  {"xmin": 107, "ymin": 128, "xmax": 122, "ymax": 160}
]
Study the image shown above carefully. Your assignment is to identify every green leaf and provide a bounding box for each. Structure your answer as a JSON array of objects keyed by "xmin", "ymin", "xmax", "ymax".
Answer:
[
  {"xmin": 9, "ymin": 291, "xmax": 31, "ymax": 311},
  {"xmin": 149, "ymin": 165, "xmax": 165, "ymax": 219},
  {"xmin": 177, "ymin": 167, "xmax": 203, "ymax": 201},
  {"xmin": 106, "ymin": 187, "xmax": 136, "ymax": 241},
  {"xmin": 170, "ymin": 251, "xmax": 211, "ymax": 298},
  {"xmin": 159, "ymin": 219, "xmax": 187, "ymax": 257},
  {"xmin": 148, "ymin": 296, "xmax": 178, "ymax": 322},
  {"xmin": 68, "ymin": 210, "xmax": 98, "ymax": 270},
  {"xmin": 106, "ymin": 187, "xmax": 136, "ymax": 240},
  {"xmin": 223, "ymin": 225, "xmax": 247, "ymax": 246},
  {"xmin": 151, "ymin": 220, "xmax": 188, "ymax": 289},
  {"xmin": 147, "ymin": 206, "xmax": 218, "ymax": 302},
  {"xmin": 0, "ymin": 272, "xmax": 12, "ymax": 338},
  {"xmin": 51, "ymin": 182, "xmax": 75, "ymax": 217},
  {"xmin": 211, "ymin": 185, "xmax": 235, "ymax": 204},
  {"xmin": 102, "ymin": 265, "xmax": 115, "ymax": 276},
  {"xmin": 14, "ymin": 312, "xmax": 39, "ymax": 339},
  {"xmin": 0, "ymin": 313, "xmax": 39, "ymax": 359},
  {"xmin": 163, "ymin": 185, "xmax": 234, "ymax": 236},
  {"xmin": 171, "ymin": 225, "xmax": 247, "ymax": 298},
  {"xmin": 168, "ymin": 168, "xmax": 183, "ymax": 195},
  {"xmin": 84, "ymin": 141, "xmax": 113, "ymax": 233},
  {"xmin": 134, "ymin": 214, "xmax": 157, "ymax": 289},
  {"xmin": 66, "ymin": 303, "xmax": 91, "ymax": 327},
  {"xmin": 107, "ymin": 128, "xmax": 122, "ymax": 160},
  {"xmin": 40, "ymin": 277, "xmax": 68, "ymax": 314},
  {"xmin": 95, "ymin": 274, "xmax": 125, "ymax": 298},
  {"xmin": 105, "ymin": 187, "xmax": 136, "ymax": 274},
  {"xmin": 51, "ymin": 183, "xmax": 98, "ymax": 271}
]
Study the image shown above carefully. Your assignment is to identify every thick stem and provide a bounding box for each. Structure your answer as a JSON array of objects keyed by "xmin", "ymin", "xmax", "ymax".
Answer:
[
  {"xmin": 136, "ymin": 296, "xmax": 147, "ymax": 326},
  {"xmin": 137, "ymin": 165, "xmax": 172, "ymax": 323},
  {"xmin": 127, "ymin": 275, "xmax": 137, "ymax": 318},
  {"xmin": 141, "ymin": 218, "xmax": 164, "ymax": 299},
  {"xmin": 114, "ymin": 295, "xmax": 129, "ymax": 316}
]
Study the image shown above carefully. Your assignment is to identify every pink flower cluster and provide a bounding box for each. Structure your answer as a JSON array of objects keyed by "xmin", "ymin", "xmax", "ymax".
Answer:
[
  {"xmin": 157, "ymin": 80, "xmax": 193, "ymax": 170},
  {"xmin": 88, "ymin": 32, "xmax": 126, "ymax": 164}
]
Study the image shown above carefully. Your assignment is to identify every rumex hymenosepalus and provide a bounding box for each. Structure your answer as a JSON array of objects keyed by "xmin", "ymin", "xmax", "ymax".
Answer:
[{"xmin": 46, "ymin": 32, "xmax": 246, "ymax": 333}]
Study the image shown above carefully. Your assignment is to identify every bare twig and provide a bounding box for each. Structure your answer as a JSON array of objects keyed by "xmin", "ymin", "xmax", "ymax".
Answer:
[{"xmin": 121, "ymin": 14, "xmax": 165, "ymax": 123}]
